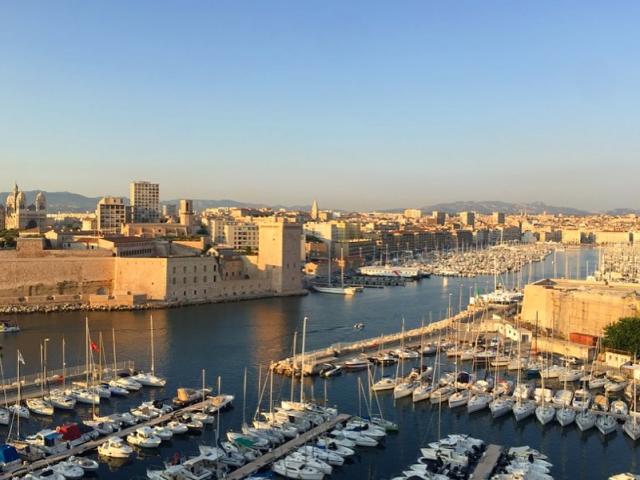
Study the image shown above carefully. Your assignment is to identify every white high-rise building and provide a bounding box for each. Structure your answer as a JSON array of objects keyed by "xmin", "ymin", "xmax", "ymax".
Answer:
[{"xmin": 130, "ymin": 181, "xmax": 159, "ymax": 223}]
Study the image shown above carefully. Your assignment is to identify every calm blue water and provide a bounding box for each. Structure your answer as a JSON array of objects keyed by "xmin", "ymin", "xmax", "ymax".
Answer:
[{"xmin": 2, "ymin": 247, "xmax": 633, "ymax": 479}]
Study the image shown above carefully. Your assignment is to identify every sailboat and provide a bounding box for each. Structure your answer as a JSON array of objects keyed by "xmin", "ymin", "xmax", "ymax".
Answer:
[
  {"xmin": 46, "ymin": 338, "xmax": 77, "ymax": 410},
  {"xmin": 489, "ymin": 337, "xmax": 514, "ymax": 418},
  {"xmin": 133, "ymin": 315, "xmax": 167, "ymax": 387},
  {"xmin": 535, "ymin": 362, "xmax": 555, "ymax": 425},
  {"xmin": 393, "ymin": 319, "xmax": 419, "ymax": 400},
  {"xmin": 623, "ymin": 380, "xmax": 640, "ymax": 441},
  {"xmin": 8, "ymin": 350, "xmax": 29, "ymax": 419},
  {"xmin": 512, "ymin": 325, "xmax": 535, "ymax": 422},
  {"xmin": 69, "ymin": 319, "xmax": 100, "ymax": 405},
  {"xmin": 26, "ymin": 342, "xmax": 54, "ymax": 416},
  {"xmin": 313, "ymin": 245, "xmax": 358, "ymax": 295}
]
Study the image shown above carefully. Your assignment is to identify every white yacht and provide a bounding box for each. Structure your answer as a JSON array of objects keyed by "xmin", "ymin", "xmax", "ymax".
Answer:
[
  {"xmin": 98, "ymin": 437, "xmax": 133, "ymax": 458},
  {"xmin": 127, "ymin": 427, "xmax": 162, "ymax": 448}
]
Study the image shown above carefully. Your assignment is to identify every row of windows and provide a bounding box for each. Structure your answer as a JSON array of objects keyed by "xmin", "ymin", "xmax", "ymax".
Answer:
[
  {"xmin": 171, "ymin": 275, "xmax": 217, "ymax": 285},
  {"xmin": 172, "ymin": 264, "xmax": 217, "ymax": 274}
]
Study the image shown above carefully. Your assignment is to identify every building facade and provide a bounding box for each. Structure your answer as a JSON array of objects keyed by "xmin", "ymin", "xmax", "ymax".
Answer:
[
  {"xmin": 130, "ymin": 181, "xmax": 160, "ymax": 223},
  {"xmin": 96, "ymin": 196, "xmax": 127, "ymax": 234},
  {"xmin": 4, "ymin": 183, "xmax": 47, "ymax": 231}
]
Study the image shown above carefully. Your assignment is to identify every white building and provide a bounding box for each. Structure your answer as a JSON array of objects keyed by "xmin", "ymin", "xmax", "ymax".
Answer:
[{"xmin": 130, "ymin": 181, "xmax": 160, "ymax": 223}]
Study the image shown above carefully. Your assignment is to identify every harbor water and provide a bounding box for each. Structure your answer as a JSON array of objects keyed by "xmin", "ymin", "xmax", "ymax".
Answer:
[{"xmin": 2, "ymin": 246, "xmax": 634, "ymax": 479}]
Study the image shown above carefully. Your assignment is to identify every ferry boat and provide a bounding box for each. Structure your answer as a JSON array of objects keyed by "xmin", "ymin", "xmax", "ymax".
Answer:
[{"xmin": 358, "ymin": 265, "xmax": 424, "ymax": 279}]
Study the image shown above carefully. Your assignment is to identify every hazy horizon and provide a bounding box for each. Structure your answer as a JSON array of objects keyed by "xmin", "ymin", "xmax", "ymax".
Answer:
[{"xmin": 2, "ymin": 1, "xmax": 639, "ymax": 211}]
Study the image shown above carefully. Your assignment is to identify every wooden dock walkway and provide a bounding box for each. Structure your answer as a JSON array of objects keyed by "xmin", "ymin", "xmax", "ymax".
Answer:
[
  {"xmin": 1, "ymin": 395, "xmax": 232, "ymax": 480},
  {"xmin": 471, "ymin": 444, "xmax": 502, "ymax": 479},
  {"xmin": 225, "ymin": 413, "xmax": 351, "ymax": 480}
]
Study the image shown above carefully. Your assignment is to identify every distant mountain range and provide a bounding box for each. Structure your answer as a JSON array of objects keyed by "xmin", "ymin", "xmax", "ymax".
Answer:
[
  {"xmin": 410, "ymin": 201, "xmax": 592, "ymax": 216},
  {"xmin": 0, "ymin": 191, "xmax": 635, "ymax": 216}
]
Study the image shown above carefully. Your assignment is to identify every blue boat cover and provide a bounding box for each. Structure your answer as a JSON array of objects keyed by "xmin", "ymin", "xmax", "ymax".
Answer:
[{"xmin": 0, "ymin": 444, "xmax": 19, "ymax": 463}]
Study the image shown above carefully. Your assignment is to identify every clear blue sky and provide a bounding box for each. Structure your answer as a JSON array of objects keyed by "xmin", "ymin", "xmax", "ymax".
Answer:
[{"xmin": 1, "ymin": 1, "xmax": 638, "ymax": 211}]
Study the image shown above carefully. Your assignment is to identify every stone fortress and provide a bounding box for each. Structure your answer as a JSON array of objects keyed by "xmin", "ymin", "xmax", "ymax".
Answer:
[{"xmin": 0, "ymin": 181, "xmax": 305, "ymax": 311}]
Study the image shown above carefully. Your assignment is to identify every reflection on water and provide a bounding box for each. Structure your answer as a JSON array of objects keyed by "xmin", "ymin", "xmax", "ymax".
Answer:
[{"xmin": 0, "ymin": 247, "xmax": 634, "ymax": 479}]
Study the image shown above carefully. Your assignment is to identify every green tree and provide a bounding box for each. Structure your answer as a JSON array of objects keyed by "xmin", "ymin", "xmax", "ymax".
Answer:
[{"xmin": 603, "ymin": 317, "xmax": 640, "ymax": 355}]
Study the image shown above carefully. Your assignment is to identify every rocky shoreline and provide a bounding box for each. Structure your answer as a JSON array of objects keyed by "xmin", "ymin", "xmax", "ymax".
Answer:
[{"xmin": 0, "ymin": 290, "xmax": 309, "ymax": 316}]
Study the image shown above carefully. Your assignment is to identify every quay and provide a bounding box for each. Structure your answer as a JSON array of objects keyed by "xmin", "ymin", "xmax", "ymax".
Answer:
[
  {"xmin": 0, "ymin": 361, "xmax": 135, "ymax": 404},
  {"xmin": 225, "ymin": 413, "xmax": 351, "ymax": 480},
  {"xmin": 273, "ymin": 305, "xmax": 512, "ymax": 374},
  {"xmin": 471, "ymin": 444, "xmax": 503, "ymax": 479},
  {"xmin": 0, "ymin": 395, "xmax": 231, "ymax": 480}
]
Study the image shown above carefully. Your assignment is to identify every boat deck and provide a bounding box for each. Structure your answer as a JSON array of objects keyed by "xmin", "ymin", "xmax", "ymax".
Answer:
[
  {"xmin": 0, "ymin": 395, "xmax": 232, "ymax": 480},
  {"xmin": 472, "ymin": 444, "xmax": 503, "ymax": 479},
  {"xmin": 225, "ymin": 413, "xmax": 351, "ymax": 480}
]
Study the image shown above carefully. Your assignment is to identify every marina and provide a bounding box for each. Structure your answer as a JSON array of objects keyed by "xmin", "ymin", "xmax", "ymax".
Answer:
[{"xmin": 0, "ymin": 247, "xmax": 637, "ymax": 479}]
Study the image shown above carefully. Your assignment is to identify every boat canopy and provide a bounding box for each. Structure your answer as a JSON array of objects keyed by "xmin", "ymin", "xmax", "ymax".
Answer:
[{"xmin": 0, "ymin": 444, "xmax": 19, "ymax": 463}]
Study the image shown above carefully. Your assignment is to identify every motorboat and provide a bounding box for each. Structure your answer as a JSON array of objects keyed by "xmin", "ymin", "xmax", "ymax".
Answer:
[
  {"xmin": 576, "ymin": 410, "xmax": 597, "ymax": 431},
  {"xmin": 596, "ymin": 414, "xmax": 617, "ymax": 436},
  {"xmin": 593, "ymin": 394, "xmax": 610, "ymax": 412},
  {"xmin": 552, "ymin": 389, "xmax": 573, "ymax": 407},
  {"xmin": 286, "ymin": 452, "xmax": 333, "ymax": 475},
  {"xmin": 467, "ymin": 393, "xmax": 492, "ymax": 413},
  {"xmin": 316, "ymin": 437, "xmax": 355, "ymax": 457},
  {"xmin": 320, "ymin": 366, "xmax": 342, "ymax": 378},
  {"xmin": 25, "ymin": 429, "xmax": 70, "ymax": 455},
  {"xmin": 393, "ymin": 380, "xmax": 419, "ymax": 400},
  {"xmin": 611, "ymin": 400, "xmax": 629, "ymax": 416},
  {"xmin": 98, "ymin": 437, "xmax": 133, "ymax": 458},
  {"xmin": 490, "ymin": 396, "xmax": 514, "ymax": 418},
  {"xmin": 24, "ymin": 468, "xmax": 65, "ymax": 480},
  {"xmin": 272, "ymin": 458, "xmax": 324, "ymax": 480},
  {"xmin": 369, "ymin": 415, "xmax": 398, "ymax": 432},
  {"xmin": 588, "ymin": 375, "xmax": 607, "ymax": 390},
  {"xmin": 329, "ymin": 429, "xmax": 377, "ymax": 447},
  {"xmin": 572, "ymin": 389, "xmax": 592, "ymax": 410},
  {"xmin": 132, "ymin": 372, "xmax": 167, "ymax": 388},
  {"xmin": 298, "ymin": 445, "xmax": 344, "ymax": 466},
  {"xmin": 412, "ymin": 384, "xmax": 432, "ymax": 403},
  {"xmin": 102, "ymin": 382, "xmax": 129, "ymax": 397},
  {"xmin": 167, "ymin": 420, "xmax": 189, "ymax": 434},
  {"xmin": 392, "ymin": 348, "xmax": 420, "ymax": 359},
  {"xmin": 556, "ymin": 406, "xmax": 576, "ymax": 427},
  {"xmin": 0, "ymin": 322, "xmax": 19, "ymax": 333},
  {"xmin": 92, "ymin": 383, "xmax": 112, "ymax": 398},
  {"xmin": 110, "ymin": 376, "xmax": 142, "ymax": 391},
  {"xmin": 558, "ymin": 368, "xmax": 583, "ymax": 382},
  {"xmin": 83, "ymin": 420, "xmax": 114, "ymax": 436},
  {"xmin": 127, "ymin": 427, "xmax": 162, "ymax": 448},
  {"xmin": 52, "ymin": 460, "xmax": 85, "ymax": 479},
  {"xmin": 68, "ymin": 455, "xmax": 99, "ymax": 472},
  {"xmin": 539, "ymin": 364, "xmax": 563, "ymax": 379},
  {"xmin": 0, "ymin": 408, "xmax": 9, "ymax": 426},
  {"xmin": 371, "ymin": 376, "xmax": 397, "ymax": 392},
  {"xmin": 152, "ymin": 426, "xmax": 173, "ymax": 441},
  {"xmin": 534, "ymin": 388, "xmax": 553, "ymax": 404},
  {"xmin": 512, "ymin": 400, "xmax": 536, "ymax": 422},
  {"xmin": 26, "ymin": 398, "xmax": 54, "ymax": 416},
  {"xmin": 535, "ymin": 404, "xmax": 556, "ymax": 425},
  {"xmin": 605, "ymin": 378, "xmax": 628, "ymax": 393},
  {"xmin": 343, "ymin": 356, "xmax": 370, "ymax": 370},
  {"xmin": 344, "ymin": 419, "xmax": 386, "ymax": 439},
  {"xmin": 9, "ymin": 403, "xmax": 30, "ymax": 419}
]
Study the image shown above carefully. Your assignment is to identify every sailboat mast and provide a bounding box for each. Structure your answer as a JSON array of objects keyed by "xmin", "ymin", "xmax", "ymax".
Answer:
[
  {"xmin": 300, "ymin": 316, "xmax": 308, "ymax": 404},
  {"xmin": 62, "ymin": 337, "xmax": 66, "ymax": 389},
  {"xmin": 340, "ymin": 248, "xmax": 345, "ymax": 288},
  {"xmin": 150, "ymin": 315, "xmax": 155, "ymax": 376},
  {"xmin": 290, "ymin": 331, "xmax": 297, "ymax": 402},
  {"xmin": 85, "ymin": 317, "xmax": 89, "ymax": 384},
  {"xmin": 112, "ymin": 328, "xmax": 117, "ymax": 372},
  {"xmin": 16, "ymin": 349, "xmax": 21, "ymax": 439}
]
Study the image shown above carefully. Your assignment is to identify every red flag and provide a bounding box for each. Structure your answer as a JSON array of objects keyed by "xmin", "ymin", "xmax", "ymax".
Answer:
[{"xmin": 90, "ymin": 341, "xmax": 99, "ymax": 353}]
